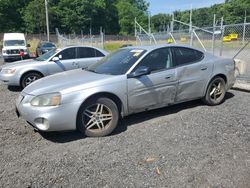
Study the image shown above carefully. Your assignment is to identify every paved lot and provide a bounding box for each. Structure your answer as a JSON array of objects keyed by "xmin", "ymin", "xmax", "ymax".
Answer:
[{"xmin": 0, "ymin": 61, "xmax": 249, "ymax": 187}]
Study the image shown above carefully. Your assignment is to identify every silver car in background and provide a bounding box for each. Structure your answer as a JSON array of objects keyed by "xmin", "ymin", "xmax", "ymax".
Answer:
[
  {"xmin": 0, "ymin": 46, "xmax": 108, "ymax": 88},
  {"xmin": 16, "ymin": 44, "xmax": 236, "ymax": 137}
]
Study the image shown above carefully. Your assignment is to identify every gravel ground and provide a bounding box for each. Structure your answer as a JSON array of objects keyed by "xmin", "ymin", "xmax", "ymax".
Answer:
[{"xmin": 0, "ymin": 58, "xmax": 250, "ymax": 187}]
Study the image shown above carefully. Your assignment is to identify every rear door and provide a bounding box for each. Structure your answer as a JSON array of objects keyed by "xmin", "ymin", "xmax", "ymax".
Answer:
[
  {"xmin": 47, "ymin": 47, "xmax": 77, "ymax": 74},
  {"xmin": 173, "ymin": 47, "xmax": 213, "ymax": 102},
  {"xmin": 76, "ymin": 47, "xmax": 105, "ymax": 69},
  {"xmin": 127, "ymin": 47, "xmax": 178, "ymax": 113}
]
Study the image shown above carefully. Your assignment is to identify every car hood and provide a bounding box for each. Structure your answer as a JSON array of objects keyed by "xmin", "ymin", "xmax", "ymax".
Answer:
[
  {"xmin": 22, "ymin": 69, "xmax": 122, "ymax": 96},
  {"xmin": 0, "ymin": 59, "xmax": 43, "ymax": 69}
]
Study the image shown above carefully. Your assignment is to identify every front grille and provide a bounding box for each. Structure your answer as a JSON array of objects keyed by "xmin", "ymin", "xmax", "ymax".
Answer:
[{"xmin": 7, "ymin": 49, "xmax": 20, "ymax": 55}]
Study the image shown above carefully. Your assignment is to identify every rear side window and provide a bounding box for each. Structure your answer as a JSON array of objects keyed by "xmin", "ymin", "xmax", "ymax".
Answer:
[
  {"xmin": 173, "ymin": 47, "xmax": 204, "ymax": 65},
  {"xmin": 77, "ymin": 47, "xmax": 105, "ymax": 58}
]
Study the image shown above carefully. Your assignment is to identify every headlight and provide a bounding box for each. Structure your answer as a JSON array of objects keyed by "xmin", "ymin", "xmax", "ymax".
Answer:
[
  {"xmin": 31, "ymin": 92, "xmax": 61, "ymax": 107},
  {"xmin": 1, "ymin": 68, "xmax": 16, "ymax": 74},
  {"xmin": 2, "ymin": 50, "xmax": 6, "ymax": 54}
]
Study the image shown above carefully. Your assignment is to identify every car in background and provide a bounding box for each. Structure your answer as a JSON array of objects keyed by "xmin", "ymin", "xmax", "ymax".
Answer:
[
  {"xmin": 0, "ymin": 46, "xmax": 108, "ymax": 88},
  {"xmin": 15, "ymin": 44, "xmax": 236, "ymax": 137},
  {"xmin": 2, "ymin": 33, "xmax": 30, "ymax": 62},
  {"xmin": 36, "ymin": 41, "xmax": 56, "ymax": 57}
]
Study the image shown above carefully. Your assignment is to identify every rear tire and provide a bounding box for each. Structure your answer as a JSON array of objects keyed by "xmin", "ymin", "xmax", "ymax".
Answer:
[
  {"xmin": 77, "ymin": 97, "xmax": 119, "ymax": 137},
  {"xmin": 202, "ymin": 77, "xmax": 226, "ymax": 106},
  {"xmin": 21, "ymin": 72, "xmax": 42, "ymax": 88}
]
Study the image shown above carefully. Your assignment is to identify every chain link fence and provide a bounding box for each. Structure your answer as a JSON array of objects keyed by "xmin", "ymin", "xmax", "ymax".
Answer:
[
  {"xmin": 135, "ymin": 22, "xmax": 250, "ymax": 82},
  {"xmin": 56, "ymin": 28, "xmax": 104, "ymax": 49}
]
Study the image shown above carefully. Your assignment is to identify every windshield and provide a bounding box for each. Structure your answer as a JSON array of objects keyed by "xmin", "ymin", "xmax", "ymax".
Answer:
[
  {"xmin": 35, "ymin": 49, "xmax": 57, "ymax": 61},
  {"xmin": 87, "ymin": 48, "xmax": 146, "ymax": 75},
  {"xmin": 42, "ymin": 42, "xmax": 55, "ymax": 48},
  {"xmin": 4, "ymin": 40, "xmax": 25, "ymax": 46}
]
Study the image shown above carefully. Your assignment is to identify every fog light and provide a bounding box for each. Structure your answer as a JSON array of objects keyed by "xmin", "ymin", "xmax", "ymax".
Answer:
[{"xmin": 34, "ymin": 118, "xmax": 49, "ymax": 130}]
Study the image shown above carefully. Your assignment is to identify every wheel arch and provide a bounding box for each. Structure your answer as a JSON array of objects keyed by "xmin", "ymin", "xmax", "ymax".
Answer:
[
  {"xmin": 20, "ymin": 70, "xmax": 44, "ymax": 86},
  {"xmin": 78, "ymin": 92, "xmax": 123, "ymax": 114},
  {"xmin": 76, "ymin": 92, "xmax": 124, "ymax": 129},
  {"xmin": 203, "ymin": 73, "xmax": 228, "ymax": 96}
]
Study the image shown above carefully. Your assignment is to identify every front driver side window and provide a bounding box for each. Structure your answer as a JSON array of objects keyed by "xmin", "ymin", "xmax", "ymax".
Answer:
[
  {"xmin": 57, "ymin": 48, "xmax": 76, "ymax": 60},
  {"xmin": 134, "ymin": 48, "xmax": 173, "ymax": 72}
]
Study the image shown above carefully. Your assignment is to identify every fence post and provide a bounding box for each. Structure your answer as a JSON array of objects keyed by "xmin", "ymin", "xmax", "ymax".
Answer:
[
  {"xmin": 219, "ymin": 26, "xmax": 225, "ymax": 56},
  {"xmin": 190, "ymin": 29, "xmax": 194, "ymax": 47},
  {"xmin": 242, "ymin": 11, "xmax": 247, "ymax": 45},
  {"xmin": 212, "ymin": 14, "xmax": 216, "ymax": 55}
]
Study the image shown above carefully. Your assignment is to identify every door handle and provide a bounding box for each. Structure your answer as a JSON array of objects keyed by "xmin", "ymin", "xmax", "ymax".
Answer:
[
  {"xmin": 165, "ymin": 75, "xmax": 173, "ymax": 79},
  {"xmin": 201, "ymin": 66, "xmax": 207, "ymax": 71}
]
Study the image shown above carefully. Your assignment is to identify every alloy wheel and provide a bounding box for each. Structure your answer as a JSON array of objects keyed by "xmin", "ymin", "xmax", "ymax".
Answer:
[
  {"xmin": 83, "ymin": 103, "xmax": 113, "ymax": 131},
  {"xmin": 209, "ymin": 81, "xmax": 223, "ymax": 101},
  {"xmin": 24, "ymin": 75, "xmax": 39, "ymax": 86}
]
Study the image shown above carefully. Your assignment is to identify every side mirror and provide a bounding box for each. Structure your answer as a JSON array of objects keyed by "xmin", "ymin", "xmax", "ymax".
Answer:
[
  {"xmin": 52, "ymin": 57, "xmax": 60, "ymax": 62},
  {"xmin": 127, "ymin": 66, "xmax": 151, "ymax": 78},
  {"xmin": 27, "ymin": 44, "xmax": 31, "ymax": 47}
]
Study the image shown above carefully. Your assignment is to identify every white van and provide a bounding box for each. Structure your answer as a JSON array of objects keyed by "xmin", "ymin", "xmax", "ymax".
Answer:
[{"xmin": 2, "ymin": 33, "xmax": 30, "ymax": 62}]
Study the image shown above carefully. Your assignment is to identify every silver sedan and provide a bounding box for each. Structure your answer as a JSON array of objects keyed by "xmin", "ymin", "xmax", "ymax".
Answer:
[
  {"xmin": 16, "ymin": 44, "xmax": 236, "ymax": 137},
  {"xmin": 0, "ymin": 46, "xmax": 108, "ymax": 88}
]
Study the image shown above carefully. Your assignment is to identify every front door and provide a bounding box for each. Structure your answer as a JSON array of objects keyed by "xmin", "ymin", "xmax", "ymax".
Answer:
[
  {"xmin": 48, "ymin": 47, "xmax": 77, "ymax": 75},
  {"xmin": 127, "ymin": 47, "xmax": 178, "ymax": 114}
]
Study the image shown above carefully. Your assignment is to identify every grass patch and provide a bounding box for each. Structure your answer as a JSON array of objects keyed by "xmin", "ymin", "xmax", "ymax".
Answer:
[
  {"xmin": 27, "ymin": 38, "xmax": 40, "ymax": 53},
  {"xmin": 104, "ymin": 41, "xmax": 136, "ymax": 52}
]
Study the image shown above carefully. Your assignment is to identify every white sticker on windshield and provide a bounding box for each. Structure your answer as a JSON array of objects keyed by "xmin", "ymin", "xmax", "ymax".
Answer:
[{"xmin": 130, "ymin": 49, "xmax": 144, "ymax": 53}]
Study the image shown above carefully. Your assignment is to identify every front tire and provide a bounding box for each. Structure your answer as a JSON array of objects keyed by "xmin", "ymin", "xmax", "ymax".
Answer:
[
  {"xmin": 21, "ymin": 72, "xmax": 42, "ymax": 88},
  {"xmin": 77, "ymin": 97, "xmax": 119, "ymax": 137},
  {"xmin": 203, "ymin": 77, "xmax": 226, "ymax": 106}
]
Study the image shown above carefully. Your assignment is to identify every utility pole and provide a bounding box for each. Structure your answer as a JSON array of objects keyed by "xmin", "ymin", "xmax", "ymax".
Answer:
[
  {"xmin": 148, "ymin": 11, "xmax": 151, "ymax": 34},
  {"xmin": 45, "ymin": 0, "xmax": 50, "ymax": 41}
]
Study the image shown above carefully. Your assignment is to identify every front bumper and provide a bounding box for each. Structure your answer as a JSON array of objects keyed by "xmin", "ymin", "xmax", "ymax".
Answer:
[
  {"xmin": 16, "ymin": 93, "xmax": 81, "ymax": 131},
  {"xmin": 3, "ymin": 54, "xmax": 29, "ymax": 61},
  {"xmin": 0, "ymin": 73, "xmax": 19, "ymax": 86}
]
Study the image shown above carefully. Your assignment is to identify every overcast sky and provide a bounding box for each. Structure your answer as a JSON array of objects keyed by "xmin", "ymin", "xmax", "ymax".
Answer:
[{"xmin": 146, "ymin": 0, "xmax": 225, "ymax": 15}]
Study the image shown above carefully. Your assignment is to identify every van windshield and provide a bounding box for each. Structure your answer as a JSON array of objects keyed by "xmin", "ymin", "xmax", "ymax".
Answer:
[{"xmin": 4, "ymin": 40, "xmax": 25, "ymax": 46}]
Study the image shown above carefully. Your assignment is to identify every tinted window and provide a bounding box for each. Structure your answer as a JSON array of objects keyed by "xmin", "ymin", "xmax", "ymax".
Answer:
[
  {"xmin": 87, "ymin": 49, "xmax": 146, "ymax": 75},
  {"xmin": 134, "ymin": 48, "xmax": 173, "ymax": 72},
  {"xmin": 95, "ymin": 50, "xmax": 105, "ymax": 57},
  {"xmin": 57, "ymin": 48, "xmax": 76, "ymax": 60},
  {"xmin": 174, "ymin": 47, "xmax": 203, "ymax": 65},
  {"xmin": 78, "ymin": 47, "xmax": 95, "ymax": 58}
]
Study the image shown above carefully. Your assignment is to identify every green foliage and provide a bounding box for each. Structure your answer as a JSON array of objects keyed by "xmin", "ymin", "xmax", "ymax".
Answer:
[
  {"xmin": 151, "ymin": 14, "xmax": 171, "ymax": 32},
  {"xmin": 152, "ymin": 0, "xmax": 250, "ymax": 32}
]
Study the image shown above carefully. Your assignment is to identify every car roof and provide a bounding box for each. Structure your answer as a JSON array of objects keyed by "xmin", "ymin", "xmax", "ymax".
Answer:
[
  {"xmin": 61, "ymin": 45, "xmax": 109, "ymax": 54},
  {"xmin": 124, "ymin": 44, "xmax": 204, "ymax": 52}
]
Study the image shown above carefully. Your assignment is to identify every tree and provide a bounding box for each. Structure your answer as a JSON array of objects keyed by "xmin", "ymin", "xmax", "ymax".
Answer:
[
  {"xmin": 116, "ymin": 0, "xmax": 148, "ymax": 35},
  {"xmin": 21, "ymin": 0, "xmax": 46, "ymax": 33},
  {"xmin": 151, "ymin": 14, "xmax": 171, "ymax": 32}
]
